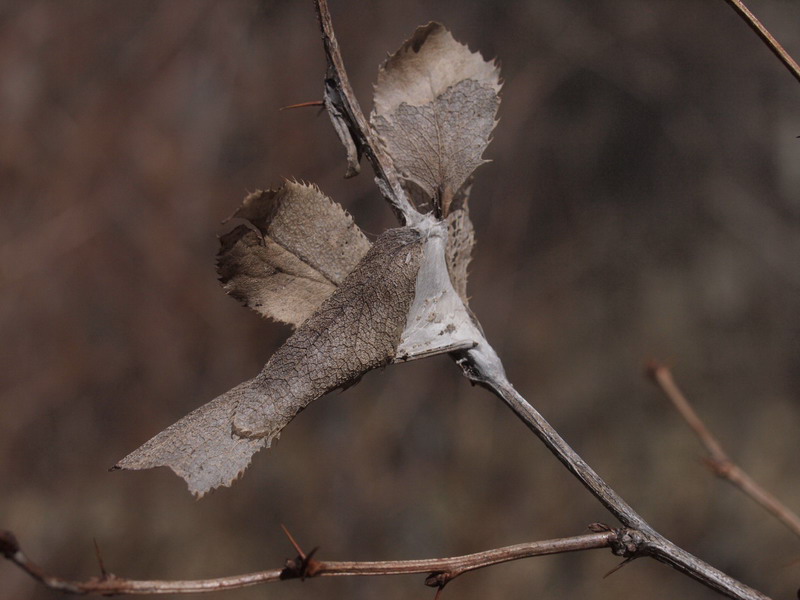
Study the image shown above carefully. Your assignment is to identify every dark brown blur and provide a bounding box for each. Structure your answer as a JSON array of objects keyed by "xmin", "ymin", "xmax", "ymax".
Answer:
[{"xmin": 2, "ymin": 2, "xmax": 799, "ymax": 599}]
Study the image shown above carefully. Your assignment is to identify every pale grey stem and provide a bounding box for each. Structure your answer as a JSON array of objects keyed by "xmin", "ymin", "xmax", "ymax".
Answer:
[{"xmin": 455, "ymin": 341, "xmax": 771, "ymax": 600}]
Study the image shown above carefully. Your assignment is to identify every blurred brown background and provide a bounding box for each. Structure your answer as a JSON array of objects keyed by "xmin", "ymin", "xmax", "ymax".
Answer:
[{"xmin": 1, "ymin": 1, "xmax": 799, "ymax": 599}]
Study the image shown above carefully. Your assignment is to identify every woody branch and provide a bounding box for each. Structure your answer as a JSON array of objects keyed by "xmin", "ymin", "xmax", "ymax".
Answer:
[
  {"xmin": 647, "ymin": 361, "xmax": 800, "ymax": 539},
  {"xmin": 0, "ymin": 527, "xmax": 633, "ymax": 595}
]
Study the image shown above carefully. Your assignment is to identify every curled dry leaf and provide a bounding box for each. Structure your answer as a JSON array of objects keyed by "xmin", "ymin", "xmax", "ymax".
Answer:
[
  {"xmin": 371, "ymin": 22, "xmax": 501, "ymax": 215},
  {"xmin": 114, "ymin": 383, "xmax": 269, "ymax": 496},
  {"xmin": 444, "ymin": 183, "xmax": 475, "ymax": 304},
  {"xmin": 217, "ymin": 181, "xmax": 371, "ymax": 327},
  {"xmin": 445, "ymin": 207, "xmax": 475, "ymax": 304},
  {"xmin": 117, "ymin": 227, "xmax": 424, "ymax": 496},
  {"xmin": 324, "ymin": 80, "xmax": 362, "ymax": 178}
]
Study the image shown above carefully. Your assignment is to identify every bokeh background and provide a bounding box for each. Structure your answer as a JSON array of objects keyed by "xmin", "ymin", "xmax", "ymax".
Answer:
[{"xmin": 1, "ymin": 1, "xmax": 799, "ymax": 599}]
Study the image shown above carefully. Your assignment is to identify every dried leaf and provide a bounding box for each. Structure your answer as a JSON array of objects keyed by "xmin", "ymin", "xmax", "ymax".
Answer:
[
  {"xmin": 233, "ymin": 227, "xmax": 423, "ymax": 437},
  {"xmin": 370, "ymin": 22, "xmax": 501, "ymax": 210},
  {"xmin": 117, "ymin": 227, "xmax": 424, "ymax": 496},
  {"xmin": 217, "ymin": 181, "xmax": 371, "ymax": 327},
  {"xmin": 445, "ymin": 208, "xmax": 474, "ymax": 303},
  {"xmin": 114, "ymin": 381, "xmax": 269, "ymax": 496},
  {"xmin": 324, "ymin": 81, "xmax": 362, "ymax": 178},
  {"xmin": 444, "ymin": 183, "xmax": 475, "ymax": 303}
]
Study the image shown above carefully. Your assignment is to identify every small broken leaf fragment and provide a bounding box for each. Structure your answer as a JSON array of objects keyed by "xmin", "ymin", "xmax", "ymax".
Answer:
[
  {"xmin": 114, "ymin": 381, "xmax": 269, "ymax": 497},
  {"xmin": 444, "ymin": 182, "xmax": 475, "ymax": 304},
  {"xmin": 324, "ymin": 81, "xmax": 362, "ymax": 178},
  {"xmin": 117, "ymin": 227, "xmax": 424, "ymax": 496},
  {"xmin": 217, "ymin": 181, "xmax": 371, "ymax": 327},
  {"xmin": 445, "ymin": 206, "xmax": 475, "ymax": 304},
  {"xmin": 370, "ymin": 23, "xmax": 501, "ymax": 211}
]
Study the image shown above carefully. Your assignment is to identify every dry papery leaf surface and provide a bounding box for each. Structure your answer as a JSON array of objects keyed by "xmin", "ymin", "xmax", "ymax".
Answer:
[
  {"xmin": 444, "ymin": 183, "xmax": 475, "ymax": 304},
  {"xmin": 217, "ymin": 181, "xmax": 371, "ymax": 328},
  {"xmin": 118, "ymin": 228, "xmax": 423, "ymax": 496},
  {"xmin": 371, "ymin": 22, "xmax": 500, "ymax": 216},
  {"xmin": 117, "ymin": 23, "xmax": 500, "ymax": 496}
]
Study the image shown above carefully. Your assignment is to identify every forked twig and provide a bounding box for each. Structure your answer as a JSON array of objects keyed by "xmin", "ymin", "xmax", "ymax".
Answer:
[
  {"xmin": 0, "ymin": 527, "xmax": 630, "ymax": 595},
  {"xmin": 647, "ymin": 362, "xmax": 800, "ymax": 539},
  {"xmin": 455, "ymin": 346, "xmax": 769, "ymax": 600},
  {"xmin": 722, "ymin": 0, "xmax": 800, "ymax": 84}
]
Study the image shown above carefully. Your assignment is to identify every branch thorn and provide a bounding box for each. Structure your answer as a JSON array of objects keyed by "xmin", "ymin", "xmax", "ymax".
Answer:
[
  {"xmin": 279, "ymin": 525, "xmax": 320, "ymax": 581},
  {"xmin": 280, "ymin": 524, "xmax": 305, "ymax": 559},
  {"xmin": 433, "ymin": 582, "xmax": 446, "ymax": 600},
  {"xmin": 603, "ymin": 555, "xmax": 636, "ymax": 579},
  {"xmin": 280, "ymin": 100, "xmax": 325, "ymax": 111},
  {"xmin": 92, "ymin": 538, "xmax": 109, "ymax": 579}
]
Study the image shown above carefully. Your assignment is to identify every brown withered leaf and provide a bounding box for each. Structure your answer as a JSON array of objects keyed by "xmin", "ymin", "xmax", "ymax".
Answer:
[
  {"xmin": 370, "ymin": 23, "xmax": 501, "ymax": 212},
  {"xmin": 445, "ymin": 206, "xmax": 475, "ymax": 304},
  {"xmin": 324, "ymin": 81, "xmax": 362, "ymax": 178},
  {"xmin": 116, "ymin": 227, "xmax": 424, "ymax": 496},
  {"xmin": 444, "ymin": 182, "xmax": 474, "ymax": 303},
  {"xmin": 217, "ymin": 181, "xmax": 371, "ymax": 327},
  {"xmin": 232, "ymin": 227, "xmax": 423, "ymax": 438},
  {"xmin": 114, "ymin": 382, "xmax": 269, "ymax": 496}
]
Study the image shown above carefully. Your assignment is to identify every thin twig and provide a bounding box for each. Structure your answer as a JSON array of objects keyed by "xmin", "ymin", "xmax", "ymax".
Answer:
[
  {"xmin": 314, "ymin": 0, "xmax": 419, "ymax": 225},
  {"xmin": 454, "ymin": 344, "xmax": 771, "ymax": 600},
  {"xmin": 316, "ymin": 530, "xmax": 622, "ymax": 582},
  {"xmin": 647, "ymin": 361, "xmax": 800, "ymax": 539},
  {"xmin": 722, "ymin": 0, "xmax": 800, "ymax": 84},
  {"xmin": 0, "ymin": 528, "xmax": 627, "ymax": 595}
]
